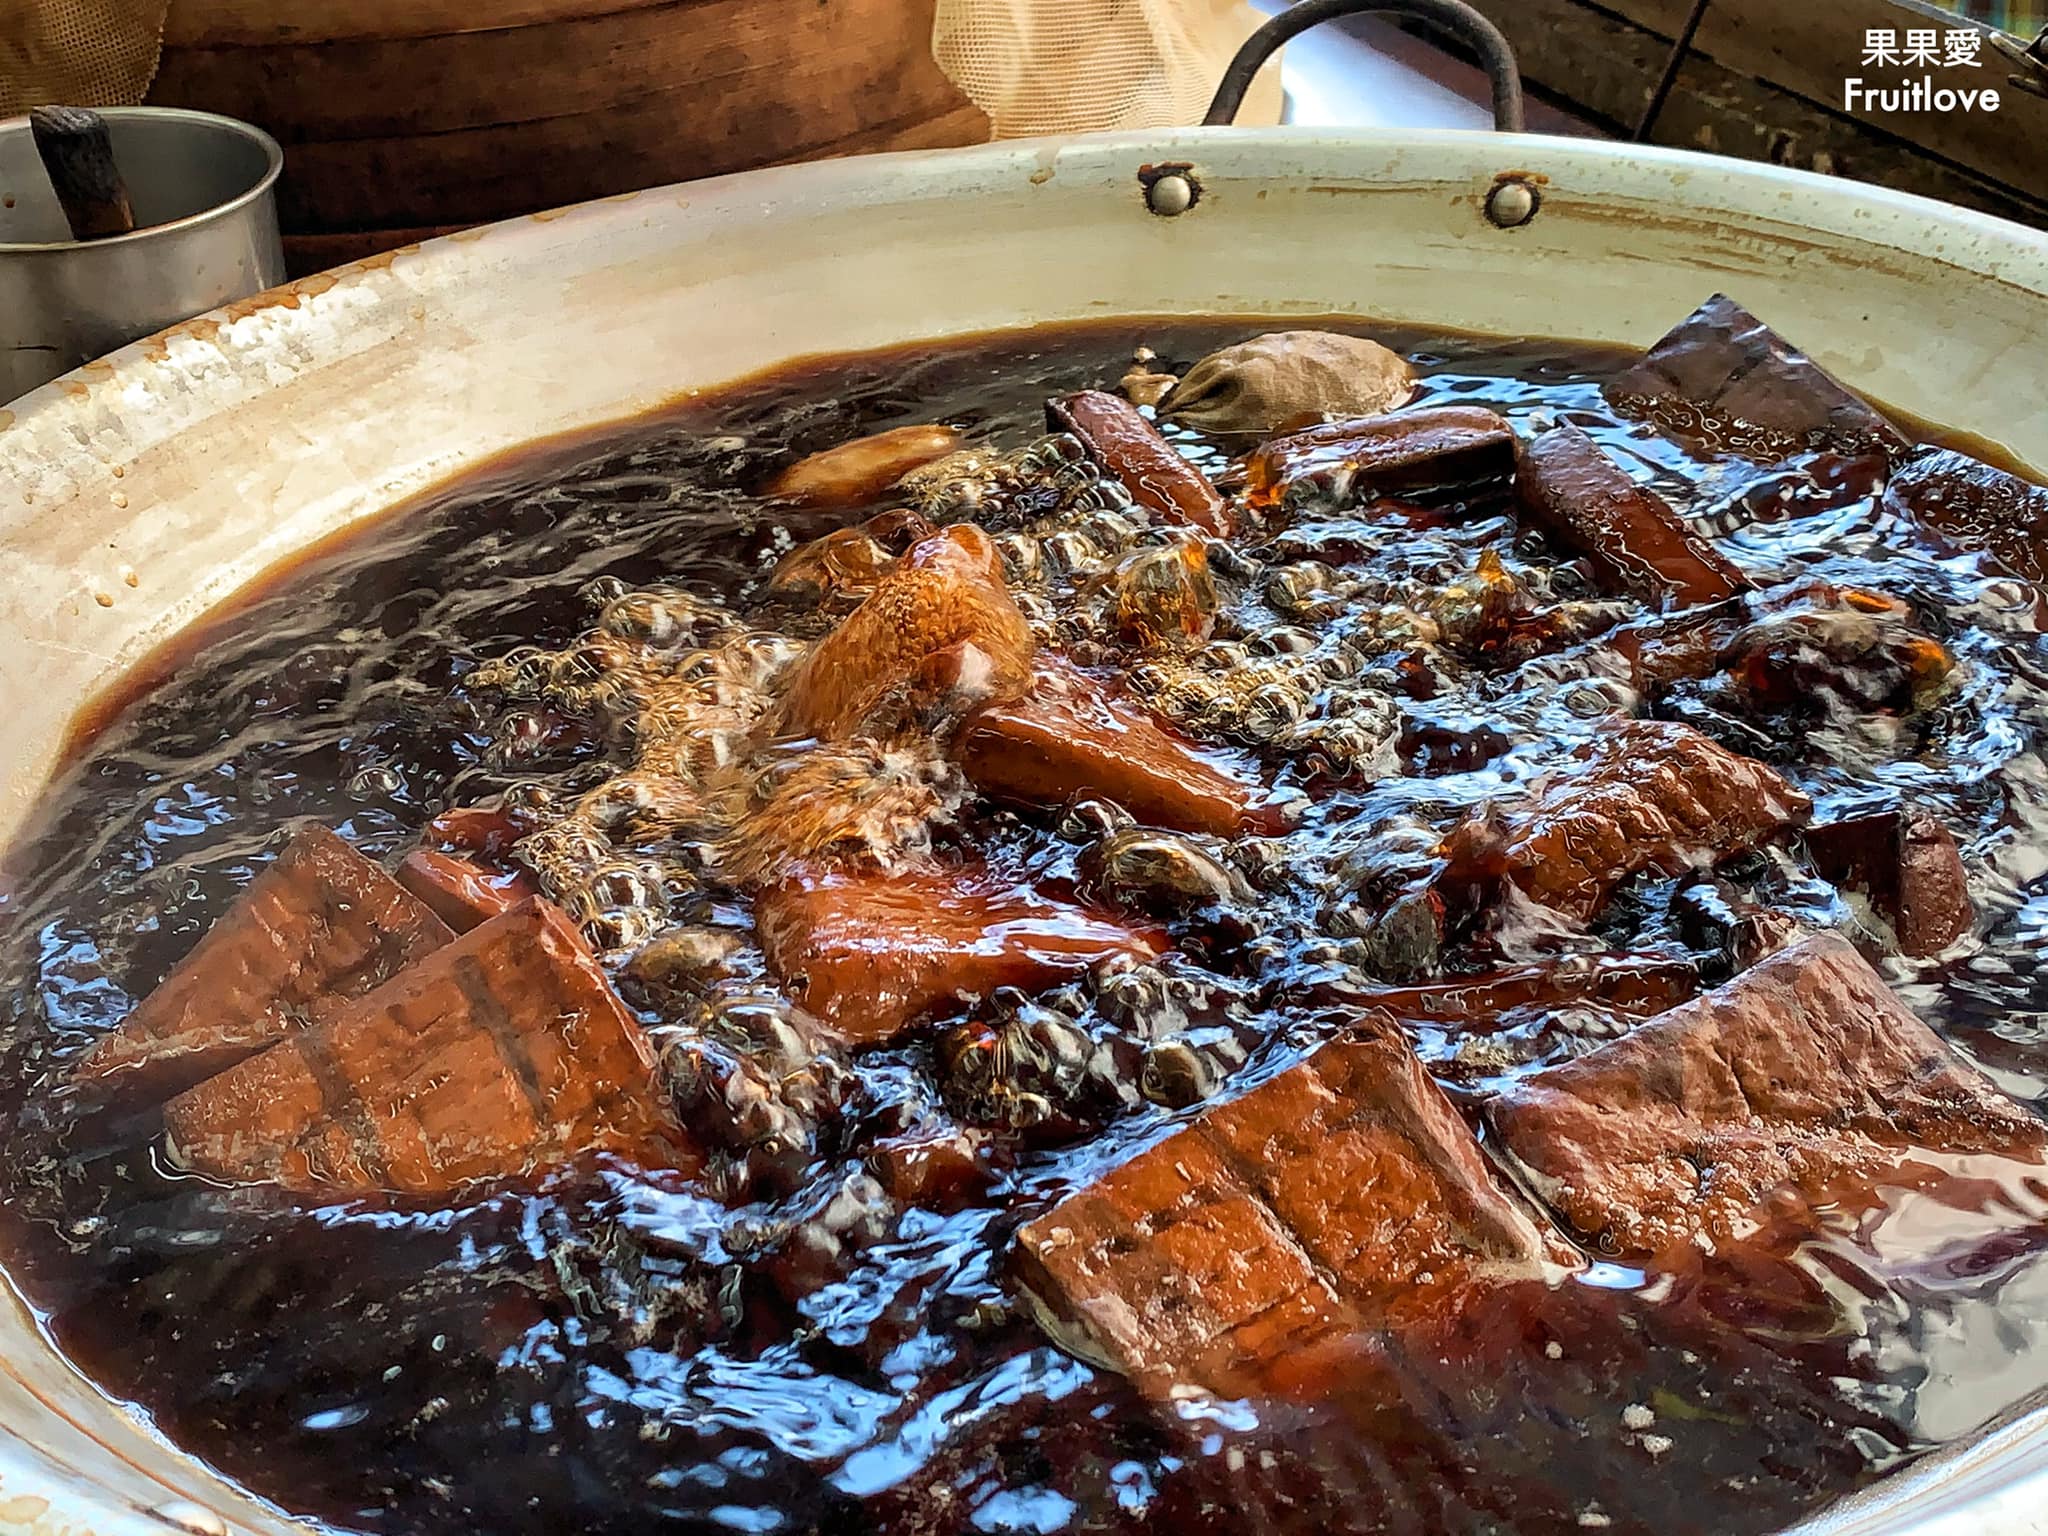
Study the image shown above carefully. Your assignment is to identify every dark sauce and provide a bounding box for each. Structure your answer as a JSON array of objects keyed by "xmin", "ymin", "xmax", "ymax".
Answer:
[{"xmin": 5, "ymin": 319, "xmax": 2048, "ymax": 1536}]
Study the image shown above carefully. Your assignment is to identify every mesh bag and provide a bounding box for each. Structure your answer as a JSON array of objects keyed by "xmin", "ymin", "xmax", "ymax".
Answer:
[
  {"xmin": 932, "ymin": 0, "xmax": 1284, "ymax": 139},
  {"xmin": 0, "ymin": 0, "xmax": 170, "ymax": 117}
]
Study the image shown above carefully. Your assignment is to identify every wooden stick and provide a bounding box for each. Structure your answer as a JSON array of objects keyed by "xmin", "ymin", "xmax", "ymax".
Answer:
[
  {"xmin": 1631, "ymin": 0, "xmax": 1712, "ymax": 142},
  {"xmin": 29, "ymin": 106, "xmax": 137, "ymax": 241}
]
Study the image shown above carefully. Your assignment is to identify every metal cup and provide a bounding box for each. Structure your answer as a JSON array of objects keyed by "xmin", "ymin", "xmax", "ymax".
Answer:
[{"xmin": 1, "ymin": 106, "xmax": 285, "ymax": 404}]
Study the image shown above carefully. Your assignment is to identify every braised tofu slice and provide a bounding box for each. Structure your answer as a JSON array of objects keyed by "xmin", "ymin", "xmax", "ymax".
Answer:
[
  {"xmin": 1606, "ymin": 294, "xmax": 1908, "ymax": 460},
  {"xmin": 1517, "ymin": 426, "xmax": 1749, "ymax": 609},
  {"xmin": 958, "ymin": 663, "xmax": 1291, "ymax": 838},
  {"xmin": 1447, "ymin": 719, "xmax": 1809, "ymax": 923},
  {"xmin": 394, "ymin": 848, "xmax": 541, "ymax": 935},
  {"xmin": 769, "ymin": 509, "xmax": 937, "ymax": 616},
  {"xmin": 1015, "ymin": 1028, "xmax": 1563, "ymax": 1400},
  {"xmin": 163, "ymin": 898, "xmax": 681, "ymax": 1196},
  {"xmin": 1487, "ymin": 933, "xmax": 2044, "ymax": 1260},
  {"xmin": 79, "ymin": 825, "xmax": 454, "ymax": 1105},
  {"xmin": 756, "ymin": 865, "xmax": 1162, "ymax": 1046}
]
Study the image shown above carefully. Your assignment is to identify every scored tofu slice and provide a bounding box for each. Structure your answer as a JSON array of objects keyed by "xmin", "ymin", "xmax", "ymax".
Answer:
[
  {"xmin": 1487, "ymin": 932, "xmax": 2045, "ymax": 1260},
  {"xmin": 1015, "ymin": 1027, "xmax": 1565, "ymax": 1401},
  {"xmin": 163, "ymin": 898, "xmax": 684, "ymax": 1196},
  {"xmin": 78, "ymin": 825, "xmax": 453, "ymax": 1105}
]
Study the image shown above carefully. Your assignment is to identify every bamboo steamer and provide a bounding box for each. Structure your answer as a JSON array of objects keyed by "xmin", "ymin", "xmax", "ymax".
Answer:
[{"xmin": 144, "ymin": 0, "xmax": 989, "ymax": 269}]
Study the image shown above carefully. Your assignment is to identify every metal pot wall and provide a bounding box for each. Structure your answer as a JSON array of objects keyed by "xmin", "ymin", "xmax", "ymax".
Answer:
[
  {"xmin": 0, "ymin": 125, "xmax": 2045, "ymax": 1536},
  {"xmin": 0, "ymin": 107, "xmax": 287, "ymax": 403}
]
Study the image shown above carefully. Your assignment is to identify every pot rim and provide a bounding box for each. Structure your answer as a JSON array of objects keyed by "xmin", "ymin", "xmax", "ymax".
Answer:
[{"xmin": 7, "ymin": 120, "xmax": 2047, "ymax": 420}]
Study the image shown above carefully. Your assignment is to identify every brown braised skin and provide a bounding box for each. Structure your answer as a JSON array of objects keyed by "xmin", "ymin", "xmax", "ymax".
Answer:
[
  {"xmin": 164, "ymin": 898, "xmax": 682, "ymax": 1196},
  {"xmin": 79, "ymin": 824, "xmax": 454, "ymax": 1106},
  {"xmin": 1517, "ymin": 425, "xmax": 1750, "ymax": 609},
  {"xmin": 1048, "ymin": 390, "xmax": 1232, "ymax": 536},
  {"xmin": 1443, "ymin": 719, "xmax": 1810, "ymax": 924},
  {"xmin": 1243, "ymin": 404, "xmax": 1517, "ymax": 511},
  {"xmin": 771, "ymin": 523, "xmax": 1037, "ymax": 741},
  {"xmin": 1488, "ymin": 933, "xmax": 2045, "ymax": 1259}
]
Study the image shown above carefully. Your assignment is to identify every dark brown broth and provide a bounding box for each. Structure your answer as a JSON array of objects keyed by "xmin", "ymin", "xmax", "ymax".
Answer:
[{"xmin": 5, "ymin": 319, "xmax": 2048, "ymax": 1536}]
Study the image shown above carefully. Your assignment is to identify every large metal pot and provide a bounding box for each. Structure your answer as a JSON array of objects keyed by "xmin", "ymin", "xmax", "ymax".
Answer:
[{"xmin": 1, "ymin": 125, "xmax": 2045, "ymax": 1536}]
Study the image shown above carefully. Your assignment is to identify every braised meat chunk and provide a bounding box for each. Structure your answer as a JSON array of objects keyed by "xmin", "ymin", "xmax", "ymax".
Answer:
[
  {"xmin": 1444, "ymin": 719, "xmax": 1810, "ymax": 923},
  {"xmin": 1096, "ymin": 529, "xmax": 1217, "ymax": 651},
  {"xmin": 1885, "ymin": 448, "xmax": 2048, "ymax": 584},
  {"xmin": 1015, "ymin": 1027, "xmax": 1563, "ymax": 1401},
  {"xmin": 756, "ymin": 865, "xmax": 1163, "ymax": 1045},
  {"xmin": 1488, "ymin": 933, "xmax": 2044, "ymax": 1259},
  {"xmin": 1516, "ymin": 426, "xmax": 1749, "ymax": 609},
  {"xmin": 767, "ymin": 509, "xmax": 939, "ymax": 616},
  {"xmin": 1605, "ymin": 293, "xmax": 1908, "ymax": 459},
  {"xmin": 164, "ymin": 899, "xmax": 681, "ymax": 1195},
  {"xmin": 1706, "ymin": 581, "xmax": 1954, "ymax": 722},
  {"xmin": 958, "ymin": 662, "xmax": 1291, "ymax": 839},
  {"xmin": 1571, "ymin": 578, "xmax": 1955, "ymax": 741},
  {"xmin": 771, "ymin": 522, "xmax": 1038, "ymax": 740},
  {"xmin": 79, "ymin": 825, "xmax": 454, "ymax": 1105}
]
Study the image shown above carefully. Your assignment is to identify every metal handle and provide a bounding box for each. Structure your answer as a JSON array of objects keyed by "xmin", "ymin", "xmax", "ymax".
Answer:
[
  {"xmin": 1204, "ymin": 0, "xmax": 1526, "ymax": 134},
  {"xmin": 1990, "ymin": 22, "xmax": 2048, "ymax": 100}
]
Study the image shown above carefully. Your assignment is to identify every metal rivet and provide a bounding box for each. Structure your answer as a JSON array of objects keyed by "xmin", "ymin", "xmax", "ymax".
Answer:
[
  {"xmin": 1484, "ymin": 177, "xmax": 1541, "ymax": 229},
  {"xmin": 148, "ymin": 1501, "xmax": 230, "ymax": 1536},
  {"xmin": 1146, "ymin": 173, "xmax": 1195, "ymax": 217}
]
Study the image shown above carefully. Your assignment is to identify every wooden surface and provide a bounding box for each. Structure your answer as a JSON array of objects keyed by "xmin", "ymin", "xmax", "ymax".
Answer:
[
  {"xmin": 27, "ymin": 106, "xmax": 138, "ymax": 241},
  {"xmin": 159, "ymin": 0, "xmax": 677, "ymax": 44},
  {"xmin": 1593, "ymin": 0, "xmax": 2048, "ymax": 205},
  {"xmin": 1460, "ymin": 0, "xmax": 2048, "ymax": 228},
  {"xmin": 275, "ymin": 101, "xmax": 991, "ymax": 271},
  {"xmin": 148, "ymin": 0, "xmax": 988, "ymax": 265}
]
